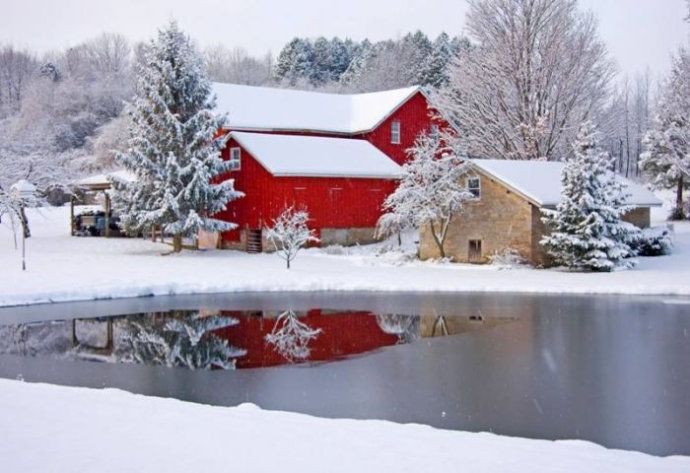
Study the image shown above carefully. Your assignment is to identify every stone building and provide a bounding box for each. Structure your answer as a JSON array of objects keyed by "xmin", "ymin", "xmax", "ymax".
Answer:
[{"xmin": 419, "ymin": 160, "xmax": 662, "ymax": 266}]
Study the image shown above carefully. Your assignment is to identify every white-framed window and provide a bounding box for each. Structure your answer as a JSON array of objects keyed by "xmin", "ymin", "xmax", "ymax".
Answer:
[
  {"xmin": 229, "ymin": 147, "xmax": 241, "ymax": 171},
  {"xmin": 467, "ymin": 176, "xmax": 481, "ymax": 199},
  {"xmin": 391, "ymin": 120, "xmax": 401, "ymax": 144}
]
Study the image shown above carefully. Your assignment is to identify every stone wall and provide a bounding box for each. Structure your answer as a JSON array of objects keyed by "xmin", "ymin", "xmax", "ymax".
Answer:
[
  {"xmin": 622, "ymin": 207, "xmax": 651, "ymax": 228},
  {"xmin": 419, "ymin": 170, "xmax": 655, "ymax": 266},
  {"xmin": 320, "ymin": 227, "xmax": 379, "ymax": 247},
  {"xmin": 222, "ymin": 227, "xmax": 380, "ymax": 251},
  {"xmin": 419, "ymin": 171, "xmax": 536, "ymax": 263},
  {"xmin": 530, "ymin": 206, "xmax": 553, "ymax": 267}
]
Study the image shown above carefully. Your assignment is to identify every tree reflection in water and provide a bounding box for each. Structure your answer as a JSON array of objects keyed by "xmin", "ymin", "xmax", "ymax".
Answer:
[
  {"xmin": 0, "ymin": 307, "xmax": 514, "ymax": 370},
  {"xmin": 116, "ymin": 312, "xmax": 246, "ymax": 370},
  {"xmin": 265, "ymin": 310, "xmax": 322, "ymax": 362},
  {"xmin": 375, "ymin": 314, "xmax": 420, "ymax": 343}
]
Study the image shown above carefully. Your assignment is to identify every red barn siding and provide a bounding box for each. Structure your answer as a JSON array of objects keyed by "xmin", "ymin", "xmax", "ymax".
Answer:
[
  {"xmin": 216, "ymin": 139, "xmax": 397, "ymax": 243},
  {"xmin": 359, "ymin": 92, "xmax": 443, "ymax": 165},
  {"xmin": 215, "ymin": 89, "xmax": 449, "ymax": 245}
]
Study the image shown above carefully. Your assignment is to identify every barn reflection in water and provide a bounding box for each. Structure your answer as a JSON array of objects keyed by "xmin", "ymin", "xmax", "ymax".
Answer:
[{"xmin": 0, "ymin": 308, "xmax": 515, "ymax": 370}]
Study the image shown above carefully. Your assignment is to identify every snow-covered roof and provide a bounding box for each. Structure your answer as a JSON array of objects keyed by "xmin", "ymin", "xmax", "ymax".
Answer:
[
  {"xmin": 471, "ymin": 159, "xmax": 662, "ymax": 207},
  {"xmin": 213, "ymin": 83, "xmax": 423, "ymax": 134},
  {"xmin": 230, "ymin": 132, "xmax": 402, "ymax": 179},
  {"xmin": 10, "ymin": 179, "xmax": 37, "ymax": 194},
  {"xmin": 75, "ymin": 170, "xmax": 136, "ymax": 188}
]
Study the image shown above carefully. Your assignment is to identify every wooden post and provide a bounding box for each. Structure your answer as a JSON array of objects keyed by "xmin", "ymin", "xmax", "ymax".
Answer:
[
  {"xmin": 104, "ymin": 193, "xmax": 111, "ymax": 238},
  {"xmin": 70, "ymin": 195, "xmax": 75, "ymax": 236},
  {"xmin": 21, "ymin": 225, "xmax": 26, "ymax": 271}
]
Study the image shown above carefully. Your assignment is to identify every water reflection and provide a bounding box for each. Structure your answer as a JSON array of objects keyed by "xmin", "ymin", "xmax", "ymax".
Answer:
[
  {"xmin": 265, "ymin": 310, "xmax": 322, "ymax": 362},
  {"xmin": 0, "ymin": 308, "xmax": 515, "ymax": 370}
]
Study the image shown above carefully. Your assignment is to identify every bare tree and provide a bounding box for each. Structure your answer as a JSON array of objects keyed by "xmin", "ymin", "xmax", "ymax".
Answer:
[
  {"xmin": 204, "ymin": 45, "xmax": 273, "ymax": 86},
  {"xmin": 381, "ymin": 132, "xmax": 473, "ymax": 259},
  {"xmin": 600, "ymin": 72, "xmax": 652, "ymax": 178},
  {"xmin": 0, "ymin": 45, "xmax": 38, "ymax": 118},
  {"xmin": 265, "ymin": 207, "xmax": 318, "ymax": 269},
  {"xmin": 433, "ymin": 0, "xmax": 615, "ymax": 160}
]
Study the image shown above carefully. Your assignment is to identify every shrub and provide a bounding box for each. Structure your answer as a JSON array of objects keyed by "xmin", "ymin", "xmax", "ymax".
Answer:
[{"xmin": 629, "ymin": 226, "xmax": 674, "ymax": 257}]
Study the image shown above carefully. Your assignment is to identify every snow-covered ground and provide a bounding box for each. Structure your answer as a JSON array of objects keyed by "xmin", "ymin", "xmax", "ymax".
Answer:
[
  {"xmin": 0, "ymin": 379, "xmax": 687, "ymax": 473},
  {"xmin": 0, "ymin": 204, "xmax": 688, "ymax": 307}
]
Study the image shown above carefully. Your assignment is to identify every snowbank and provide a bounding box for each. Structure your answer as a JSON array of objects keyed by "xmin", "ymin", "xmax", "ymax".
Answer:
[
  {"xmin": 0, "ymin": 206, "xmax": 689, "ymax": 308},
  {"xmin": 0, "ymin": 379, "xmax": 687, "ymax": 472}
]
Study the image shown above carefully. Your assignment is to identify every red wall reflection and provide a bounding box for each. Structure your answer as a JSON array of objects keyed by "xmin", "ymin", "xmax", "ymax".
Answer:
[{"xmin": 215, "ymin": 310, "xmax": 400, "ymax": 368}]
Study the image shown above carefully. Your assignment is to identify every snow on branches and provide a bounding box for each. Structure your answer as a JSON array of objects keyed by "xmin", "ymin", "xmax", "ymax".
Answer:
[
  {"xmin": 641, "ymin": 47, "xmax": 690, "ymax": 219},
  {"xmin": 116, "ymin": 312, "xmax": 245, "ymax": 370},
  {"xmin": 541, "ymin": 122, "xmax": 639, "ymax": 272},
  {"xmin": 265, "ymin": 310, "xmax": 321, "ymax": 362},
  {"xmin": 265, "ymin": 207, "xmax": 319, "ymax": 269},
  {"xmin": 377, "ymin": 132, "xmax": 473, "ymax": 258},
  {"xmin": 111, "ymin": 21, "xmax": 243, "ymax": 252},
  {"xmin": 432, "ymin": 0, "xmax": 614, "ymax": 161}
]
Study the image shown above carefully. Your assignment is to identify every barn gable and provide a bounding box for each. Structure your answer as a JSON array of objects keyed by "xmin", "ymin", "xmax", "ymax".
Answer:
[{"xmin": 213, "ymin": 83, "xmax": 424, "ymax": 135}]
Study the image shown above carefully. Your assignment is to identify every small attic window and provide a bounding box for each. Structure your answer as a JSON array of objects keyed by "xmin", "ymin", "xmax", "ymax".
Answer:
[
  {"xmin": 391, "ymin": 121, "xmax": 401, "ymax": 144},
  {"xmin": 229, "ymin": 147, "xmax": 241, "ymax": 171},
  {"xmin": 468, "ymin": 176, "xmax": 481, "ymax": 199}
]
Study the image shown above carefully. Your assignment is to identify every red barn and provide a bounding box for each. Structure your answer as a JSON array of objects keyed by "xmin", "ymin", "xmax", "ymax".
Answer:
[{"xmin": 211, "ymin": 83, "xmax": 443, "ymax": 251}]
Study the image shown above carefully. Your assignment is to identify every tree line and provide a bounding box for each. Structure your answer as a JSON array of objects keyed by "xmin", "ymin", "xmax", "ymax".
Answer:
[{"xmin": 0, "ymin": 0, "xmax": 688, "ymax": 220}]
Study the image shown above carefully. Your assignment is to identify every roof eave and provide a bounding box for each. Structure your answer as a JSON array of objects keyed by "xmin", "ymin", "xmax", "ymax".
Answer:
[
  {"xmin": 221, "ymin": 125, "xmax": 357, "ymax": 136},
  {"xmin": 470, "ymin": 163, "xmax": 545, "ymax": 207},
  {"xmin": 271, "ymin": 172, "xmax": 401, "ymax": 179}
]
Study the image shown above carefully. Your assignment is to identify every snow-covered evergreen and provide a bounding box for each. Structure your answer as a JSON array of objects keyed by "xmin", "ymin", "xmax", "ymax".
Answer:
[
  {"xmin": 541, "ymin": 123, "xmax": 639, "ymax": 272},
  {"xmin": 418, "ymin": 33, "xmax": 453, "ymax": 88},
  {"xmin": 378, "ymin": 132, "xmax": 473, "ymax": 258},
  {"xmin": 265, "ymin": 207, "xmax": 319, "ymax": 269},
  {"xmin": 116, "ymin": 312, "xmax": 245, "ymax": 370},
  {"xmin": 112, "ymin": 21, "xmax": 242, "ymax": 251},
  {"xmin": 641, "ymin": 47, "xmax": 690, "ymax": 219}
]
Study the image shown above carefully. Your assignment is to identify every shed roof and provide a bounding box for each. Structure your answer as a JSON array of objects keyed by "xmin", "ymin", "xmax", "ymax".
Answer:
[
  {"xmin": 213, "ymin": 83, "xmax": 422, "ymax": 134},
  {"xmin": 471, "ymin": 159, "xmax": 662, "ymax": 207},
  {"xmin": 230, "ymin": 132, "xmax": 402, "ymax": 179},
  {"xmin": 75, "ymin": 170, "xmax": 136, "ymax": 189}
]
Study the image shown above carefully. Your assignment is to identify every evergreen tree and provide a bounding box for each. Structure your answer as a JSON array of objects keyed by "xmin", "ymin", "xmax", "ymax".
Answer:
[
  {"xmin": 419, "ymin": 33, "xmax": 453, "ymax": 88},
  {"xmin": 310, "ymin": 37, "xmax": 333, "ymax": 84},
  {"xmin": 400, "ymin": 31, "xmax": 433, "ymax": 85},
  {"xmin": 339, "ymin": 39, "xmax": 373, "ymax": 88},
  {"xmin": 541, "ymin": 122, "xmax": 639, "ymax": 271},
  {"xmin": 331, "ymin": 38, "xmax": 354, "ymax": 80},
  {"xmin": 640, "ymin": 47, "xmax": 690, "ymax": 220},
  {"xmin": 274, "ymin": 38, "xmax": 315, "ymax": 85},
  {"xmin": 112, "ymin": 21, "xmax": 242, "ymax": 252}
]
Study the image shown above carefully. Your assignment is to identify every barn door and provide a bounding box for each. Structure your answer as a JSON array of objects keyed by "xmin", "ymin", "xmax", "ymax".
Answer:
[{"xmin": 468, "ymin": 240, "xmax": 482, "ymax": 263}]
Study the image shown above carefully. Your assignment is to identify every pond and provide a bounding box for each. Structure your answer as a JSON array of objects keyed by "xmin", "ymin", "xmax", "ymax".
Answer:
[{"xmin": 0, "ymin": 292, "xmax": 688, "ymax": 457}]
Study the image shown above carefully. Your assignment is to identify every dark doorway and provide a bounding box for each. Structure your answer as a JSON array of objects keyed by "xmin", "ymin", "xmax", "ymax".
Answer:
[{"xmin": 469, "ymin": 239, "xmax": 482, "ymax": 263}]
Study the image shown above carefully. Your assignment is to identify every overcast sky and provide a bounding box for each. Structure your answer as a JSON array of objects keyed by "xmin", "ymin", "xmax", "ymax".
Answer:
[{"xmin": 1, "ymin": 0, "xmax": 687, "ymax": 78}]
